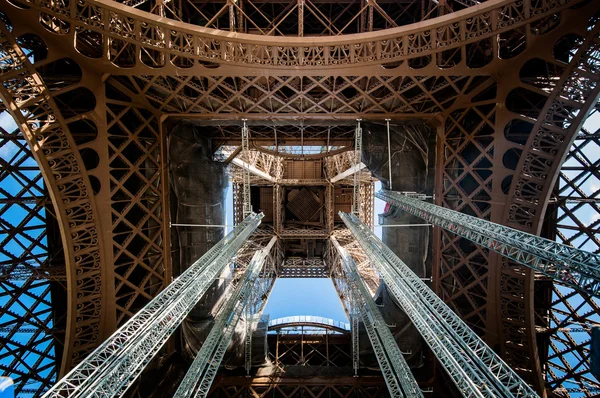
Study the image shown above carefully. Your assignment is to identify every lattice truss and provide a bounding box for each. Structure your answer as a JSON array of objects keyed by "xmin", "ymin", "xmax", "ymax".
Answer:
[
  {"xmin": 546, "ymin": 106, "xmax": 600, "ymax": 395},
  {"xmin": 113, "ymin": 74, "xmax": 481, "ymax": 117},
  {"xmin": 125, "ymin": 0, "xmax": 447, "ymax": 36},
  {"xmin": 328, "ymin": 229, "xmax": 379, "ymax": 301},
  {"xmin": 227, "ymin": 148, "xmax": 284, "ymax": 185},
  {"xmin": 324, "ymin": 150, "xmax": 370, "ymax": 183},
  {"xmin": 435, "ymin": 9, "xmax": 600, "ymax": 395},
  {"xmin": 227, "ymin": 144, "xmax": 374, "ymax": 237},
  {"xmin": 0, "ymin": 111, "xmax": 59, "ymax": 397},
  {"xmin": 206, "ymin": 124, "xmax": 355, "ymax": 144},
  {"xmin": 106, "ymin": 91, "xmax": 169, "ymax": 325},
  {"xmin": 268, "ymin": 331, "xmax": 354, "ymax": 369},
  {"xmin": 230, "ymin": 233, "xmax": 282, "ymax": 313},
  {"xmin": 18, "ymin": 0, "xmax": 579, "ymax": 71},
  {"xmin": 0, "ymin": 18, "xmax": 108, "ymax": 395},
  {"xmin": 437, "ymin": 78, "xmax": 498, "ymax": 336}
]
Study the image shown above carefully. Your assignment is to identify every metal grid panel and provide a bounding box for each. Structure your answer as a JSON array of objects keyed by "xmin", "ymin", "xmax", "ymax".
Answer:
[
  {"xmin": 286, "ymin": 188, "xmax": 321, "ymax": 222},
  {"xmin": 0, "ymin": 114, "xmax": 58, "ymax": 397},
  {"xmin": 546, "ymin": 108, "xmax": 600, "ymax": 396}
]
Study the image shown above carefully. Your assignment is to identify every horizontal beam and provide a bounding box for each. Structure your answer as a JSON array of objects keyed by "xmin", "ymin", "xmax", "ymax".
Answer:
[
  {"xmin": 374, "ymin": 224, "xmax": 431, "ymax": 228},
  {"xmin": 184, "ymin": 118, "xmax": 427, "ymax": 127},
  {"xmin": 172, "ymin": 113, "xmax": 431, "ymax": 122},
  {"xmin": 232, "ymin": 158, "xmax": 276, "ymax": 182},
  {"xmin": 170, "ymin": 224, "xmax": 229, "ymax": 227},
  {"xmin": 212, "ymin": 375, "xmax": 388, "ymax": 386},
  {"xmin": 330, "ymin": 162, "xmax": 367, "ymax": 183}
]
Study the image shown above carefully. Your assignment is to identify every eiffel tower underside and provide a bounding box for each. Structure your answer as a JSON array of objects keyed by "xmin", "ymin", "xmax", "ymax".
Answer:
[{"xmin": 1, "ymin": 0, "xmax": 600, "ymax": 397}]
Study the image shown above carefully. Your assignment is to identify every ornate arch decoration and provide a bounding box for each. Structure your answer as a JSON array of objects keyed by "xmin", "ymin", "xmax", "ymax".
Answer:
[
  {"xmin": 500, "ymin": 11, "xmax": 600, "ymax": 396},
  {"xmin": 0, "ymin": 18, "xmax": 106, "ymax": 375},
  {"xmin": 7, "ymin": 0, "xmax": 589, "ymax": 71}
]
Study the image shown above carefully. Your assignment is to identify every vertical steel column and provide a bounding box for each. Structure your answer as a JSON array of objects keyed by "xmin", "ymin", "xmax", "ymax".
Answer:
[
  {"xmin": 228, "ymin": 0, "xmax": 235, "ymax": 31},
  {"xmin": 340, "ymin": 213, "xmax": 539, "ymax": 398},
  {"xmin": 244, "ymin": 311, "xmax": 254, "ymax": 375},
  {"xmin": 376, "ymin": 190, "xmax": 600, "ymax": 297},
  {"xmin": 43, "ymin": 214, "xmax": 263, "ymax": 398},
  {"xmin": 298, "ymin": 0, "xmax": 304, "ymax": 37}
]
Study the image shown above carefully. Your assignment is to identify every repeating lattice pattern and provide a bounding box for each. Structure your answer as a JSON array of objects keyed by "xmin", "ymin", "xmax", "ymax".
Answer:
[
  {"xmin": 0, "ymin": 17, "xmax": 105, "ymax": 385},
  {"xmin": 0, "ymin": 0, "xmax": 599, "ymax": 396},
  {"xmin": 110, "ymin": 74, "xmax": 475, "ymax": 116},
  {"xmin": 106, "ymin": 101, "xmax": 168, "ymax": 324},
  {"xmin": 499, "ymin": 16, "xmax": 600, "ymax": 395},
  {"xmin": 547, "ymin": 109, "xmax": 600, "ymax": 396},
  {"xmin": 0, "ymin": 116, "xmax": 58, "ymax": 397},
  {"xmin": 17, "ymin": 0, "xmax": 579, "ymax": 69},
  {"xmin": 210, "ymin": 383, "xmax": 388, "ymax": 398},
  {"xmin": 438, "ymin": 77, "xmax": 497, "ymax": 336},
  {"xmin": 131, "ymin": 0, "xmax": 442, "ymax": 37}
]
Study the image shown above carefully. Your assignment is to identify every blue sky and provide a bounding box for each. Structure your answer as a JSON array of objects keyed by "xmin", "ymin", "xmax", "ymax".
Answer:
[{"xmin": 263, "ymin": 278, "xmax": 348, "ymax": 321}]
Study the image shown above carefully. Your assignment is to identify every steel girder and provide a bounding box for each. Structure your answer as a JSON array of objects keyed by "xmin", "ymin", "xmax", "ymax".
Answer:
[
  {"xmin": 209, "ymin": 376, "xmax": 389, "ymax": 397},
  {"xmin": 241, "ymin": 121, "xmax": 253, "ymax": 218},
  {"xmin": 0, "ymin": 15, "xmax": 113, "ymax": 383},
  {"xmin": 543, "ymin": 109, "xmax": 600, "ymax": 395},
  {"xmin": 1, "ymin": 0, "xmax": 599, "ymax": 396},
  {"xmin": 351, "ymin": 121, "xmax": 362, "ymax": 217},
  {"xmin": 341, "ymin": 213, "xmax": 538, "ymax": 398},
  {"xmin": 41, "ymin": 214, "xmax": 262, "ymax": 398},
  {"xmin": 113, "ymin": 0, "xmax": 443, "ymax": 37}
]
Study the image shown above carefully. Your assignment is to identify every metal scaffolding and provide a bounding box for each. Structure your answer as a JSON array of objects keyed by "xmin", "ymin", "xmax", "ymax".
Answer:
[
  {"xmin": 376, "ymin": 190, "xmax": 600, "ymax": 297},
  {"xmin": 340, "ymin": 213, "xmax": 539, "ymax": 398},
  {"xmin": 241, "ymin": 120, "xmax": 253, "ymax": 218},
  {"xmin": 41, "ymin": 214, "xmax": 263, "ymax": 398},
  {"xmin": 352, "ymin": 120, "xmax": 363, "ymax": 217},
  {"xmin": 330, "ymin": 236, "xmax": 423, "ymax": 398},
  {"xmin": 175, "ymin": 236, "xmax": 277, "ymax": 398}
]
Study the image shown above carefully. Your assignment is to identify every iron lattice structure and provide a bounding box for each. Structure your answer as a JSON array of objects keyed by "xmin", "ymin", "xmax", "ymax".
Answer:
[{"xmin": 0, "ymin": 0, "xmax": 599, "ymax": 396}]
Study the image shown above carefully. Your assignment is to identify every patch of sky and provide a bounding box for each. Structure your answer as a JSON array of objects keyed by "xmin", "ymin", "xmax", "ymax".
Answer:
[
  {"xmin": 263, "ymin": 145, "xmax": 338, "ymax": 155},
  {"xmin": 263, "ymin": 278, "xmax": 348, "ymax": 322}
]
